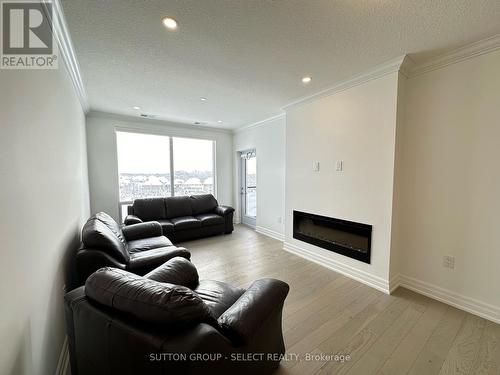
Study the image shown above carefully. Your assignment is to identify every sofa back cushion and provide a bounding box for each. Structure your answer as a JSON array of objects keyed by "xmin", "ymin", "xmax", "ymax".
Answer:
[
  {"xmin": 132, "ymin": 198, "xmax": 167, "ymax": 220},
  {"xmin": 82, "ymin": 216, "xmax": 129, "ymax": 263},
  {"xmin": 85, "ymin": 268, "xmax": 213, "ymax": 326},
  {"xmin": 165, "ymin": 196, "xmax": 192, "ymax": 218},
  {"xmin": 190, "ymin": 194, "xmax": 218, "ymax": 215}
]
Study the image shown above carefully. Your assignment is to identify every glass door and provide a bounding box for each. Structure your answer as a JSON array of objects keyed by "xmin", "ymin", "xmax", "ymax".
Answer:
[{"xmin": 240, "ymin": 150, "xmax": 256, "ymax": 227}]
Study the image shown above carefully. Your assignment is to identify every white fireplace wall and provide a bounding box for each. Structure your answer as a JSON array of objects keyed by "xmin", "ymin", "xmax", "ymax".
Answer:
[{"xmin": 284, "ymin": 71, "xmax": 400, "ymax": 291}]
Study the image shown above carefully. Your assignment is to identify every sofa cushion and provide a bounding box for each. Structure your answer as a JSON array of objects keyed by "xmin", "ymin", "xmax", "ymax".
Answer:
[
  {"xmin": 82, "ymin": 218, "xmax": 129, "ymax": 263},
  {"xmin": 144, "ymin": 257, "xmax": 199, "ymax": 288},
  {"xmin": 133, "ymin": 198, "xmax": 167, "ymax": 221},
  {"xmin": 127, "ymin": 236, "xmax": 172, "ymax": 253},
  {"xmin": 170, "ymin": 216, "xmax": 201, "ymax": 230},
  {"xmin": 196, "ymin": 214, "xmax": 225, "ymax": 227},
  {"xmin": 196, "ymin": 213, "xmax": 225, "ymax": 226},
  {"xmin": 165, "ymin": 196, "xmax": 192, "ymax": 218},
  {"xmin": 127, "ymin": 247, "xmax": 191, "ymax": 270},
  {"xmin": 85, "ymin": 268, "xmax": 212, "ymax": 326},
  {"xmin": 157, "ymin": 219, "xmax": 175, "ymax": 233},
  {"xmin": 190, "ymin": 194, "xmax": 218, "ymax": 215},
  {"xmin": 194, "ymin": 280, "xmax": 245, "ymax": 318}
]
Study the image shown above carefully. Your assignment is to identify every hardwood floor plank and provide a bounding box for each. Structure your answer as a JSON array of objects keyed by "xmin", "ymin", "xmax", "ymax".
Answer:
[
  {"xmin": 438, "ymin": 314, "xmax": 487, "ymax": 375},
  {"xmin": 340, "ymin": 293, "xmax": 430, "ymax": 375},
  {"xmin": 408, "ymin": 306, "xmax": 467, "ymax": 375},
  {"xmin": 470, "ymin": 321, "xmax": 500, "ymax": 375},
  {"xmin": 376, "ymin": 298, "xmax": 449, "ymax": 375}
]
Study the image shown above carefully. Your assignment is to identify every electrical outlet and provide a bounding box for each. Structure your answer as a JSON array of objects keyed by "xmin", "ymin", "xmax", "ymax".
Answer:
[
  {"xmin": 442, "ymin": 255, "xmax": 455, "ymax": 269},
  {"xmin": 313, "ymin": 162, "xmax": 320, "ymax": 172},
  {"xmin": 336, "ymin": 160, "xmax": 343, "ymax": 171}
]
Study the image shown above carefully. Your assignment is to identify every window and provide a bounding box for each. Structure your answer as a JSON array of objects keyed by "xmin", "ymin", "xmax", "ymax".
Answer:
[
  {"xmin": 173, "ymin": 137, "xmax": 214, "ymax": 197},
  {"xmin": 116, "ymin": 131, "xmax": 215, "ymax": 221}
]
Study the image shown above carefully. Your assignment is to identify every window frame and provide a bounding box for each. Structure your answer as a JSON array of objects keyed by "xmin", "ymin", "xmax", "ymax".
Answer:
[{"xmin": 115, "ymin": 127, "xmax": 217, "ymax": 222}]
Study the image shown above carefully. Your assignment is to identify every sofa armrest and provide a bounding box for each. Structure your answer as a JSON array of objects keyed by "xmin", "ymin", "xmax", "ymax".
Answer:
[
  {"xmin": 75, "ymin": 249, "xmax": 127, "ymax": 286},
  {"xmin": 122, "ymin": 221, "xmax": 162, "ymax": 241},
  {"xmin": 217, "ymin": 278, "xmax": 289, "ymax": 346},
  {"xmin": 124, "ymin": 214, "xmax": 143, "ymax": 225},
  {"xmin": 127, "ymin": 247, "xmax": 191, "ymax": 272},
  {"xmin": 214, "ymin": 206, "xmax": 235, "ymax": 234},
  {"xmin": 214, "ymin": 205, "xmax": 235, "ymax": 216}
]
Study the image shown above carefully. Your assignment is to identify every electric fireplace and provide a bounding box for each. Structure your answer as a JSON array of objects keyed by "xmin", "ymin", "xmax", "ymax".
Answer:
[{"xmin": 293, "ymin": 210, "xmax": 372, "ymax": 263}]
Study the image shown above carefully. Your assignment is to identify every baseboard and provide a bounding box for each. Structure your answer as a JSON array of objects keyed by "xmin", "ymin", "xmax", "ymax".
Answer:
[
  {"xmin": 55, "ymin": 336, "xmax": 70, "ymax": 375},
  {"xmin": 392, "ymin": 274, "xmax": 500, "ymax": 324},
  {"xmin": 255, "ymin": 226, "xmax": 285, "ymax": 242},
  {"xmin": 283, "ymin": 241, "xmax": 390, "ymax": 294}
]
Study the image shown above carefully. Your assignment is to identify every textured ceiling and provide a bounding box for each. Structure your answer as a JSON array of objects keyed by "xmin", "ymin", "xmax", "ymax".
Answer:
[{"xmin": 61, "ymin": 0, "xmax": 500, "ymax": 129}]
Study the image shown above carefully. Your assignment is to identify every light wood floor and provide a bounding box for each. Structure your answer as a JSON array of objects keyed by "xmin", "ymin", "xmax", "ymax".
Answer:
[{"xmin": 183, "ymin": 225, "xmax": 500, "ymax": 375}]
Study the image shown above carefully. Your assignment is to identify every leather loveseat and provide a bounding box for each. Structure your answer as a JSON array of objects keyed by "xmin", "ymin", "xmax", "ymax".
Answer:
[
  {"xmin": 124, "ymin": 194, "xmax": 235, "ymax": 243},
  {"xmin": 65, "ymin": 257, "xmax": 289, "ymax": 375},
  {"xmin": 75, "ymin": 212, "xmax": 190, "ymax": 285}
]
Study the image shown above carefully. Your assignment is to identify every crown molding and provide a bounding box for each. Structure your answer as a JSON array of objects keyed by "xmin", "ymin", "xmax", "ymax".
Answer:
[
  {"xmin": 283, "ymin": 55, "xmax": 408, "ymax": 112},
  {"xmin": 409, "ymin": 33, "xmax": 500, "ymax": 77},
  {"xmin": 49, "ymin": 0, "xmax": 89, "ymax": 113},
  {"xmin": 234, "ymin": 113, "xmax": 285, "ymax": 134}
]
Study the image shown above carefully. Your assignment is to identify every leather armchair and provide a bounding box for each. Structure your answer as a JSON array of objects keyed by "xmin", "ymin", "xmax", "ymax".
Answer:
[
  {"xmin": 76, "ymin": 212, "xmax": 190, "ymax": 285},
  {"xmin": 65, "ymin": 258, "xmax": 289, "ymax": 375}
]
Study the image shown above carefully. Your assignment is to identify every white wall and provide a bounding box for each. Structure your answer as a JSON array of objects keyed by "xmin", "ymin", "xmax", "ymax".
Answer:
[
  {"xmin": 233, "ymin": 116, "xmax": 286, "ymax": 238},
  {"xmin": 0, "ymin": 67, "xmax": 89, "ymax": 374},
  {"xmin": 395, "ymin": 49, "xmax": 500, "ymax": 311},
  {"xmin": 284, "ymin": 72, "xmax": 400, "ymax": 290},
  {"xmin": 86, "ymin": 112, "xmax": 233, "ymax": 221}
]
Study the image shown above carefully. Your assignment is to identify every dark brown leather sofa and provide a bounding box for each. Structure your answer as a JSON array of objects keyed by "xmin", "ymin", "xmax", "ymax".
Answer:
[
  {"xmin": 75, "ymin": 212, "xmax": 190, "ymax": 285},
  {"xmin": 65, "ymin": 257, "xmax": 289, "ymax": 375},
  {"xmin": 124, "ymin": 194, "xmax": 234, "ymax": 243}
]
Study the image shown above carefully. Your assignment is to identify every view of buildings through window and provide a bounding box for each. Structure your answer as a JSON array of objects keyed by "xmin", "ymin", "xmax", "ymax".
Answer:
[{"xmin": 116, "ymin": 131, "xmax": 214, "ymax": 220}]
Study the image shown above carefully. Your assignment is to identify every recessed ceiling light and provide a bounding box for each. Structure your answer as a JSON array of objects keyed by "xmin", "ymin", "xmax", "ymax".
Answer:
[
  {"xmin": 133, "ymin": 106, "xmax": 141, "ymax": 110},
  {"xmin": 194, "ymin": 121, "xmax": 201, "ymax": 125},
  {"xmin": 200, "ymin": 97, "xmax": 207, "ymax": 101},
  {"xmin": 302, "ymin": 76, "xmax": 312, "ymax": 84},
  {"xmin": 217, "ymin": 120, "xmax": 223, "ymax": 123},
  {"xmin": 161, "ymin": 17, "xmax": 178, "ymax": 30}
]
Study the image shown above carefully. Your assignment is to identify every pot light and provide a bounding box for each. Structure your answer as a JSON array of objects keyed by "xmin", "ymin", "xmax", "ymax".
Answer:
[
  {"xmin": 200, "ymin": 97, "xmax": 207, "ymax": 101},
  {"xmin": 217, "ymin": 120, "xmax": 223, "ymax": 123},
  {"xmin": 133, "ymin": 106, "xmax": 141, "ymax": 110},
  {"xmin": 302, "ymin": 76, "xmax": 312, "ymax": 84},
  {"xmin": 161, "ymin": 17, "xmax": 178, "ymax": 30}
]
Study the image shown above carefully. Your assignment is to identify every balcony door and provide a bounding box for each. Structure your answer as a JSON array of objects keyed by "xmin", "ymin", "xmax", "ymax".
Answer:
[{"xmin": 240, "ymin": 150, "xmax": 256, "ymax": 227}]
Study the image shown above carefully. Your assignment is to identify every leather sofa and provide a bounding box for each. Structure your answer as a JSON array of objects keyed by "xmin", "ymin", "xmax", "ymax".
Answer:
[
  {"xmin": 124, "ymin": 194, "xmax": 234, "ymax": 243},
  {"xmin": 65, "ymin": 257, "xmax": 289, "ymax": 375},
  {"xmin": 75, "ymin": 212, "xmax": 190, "ymax": 285}
]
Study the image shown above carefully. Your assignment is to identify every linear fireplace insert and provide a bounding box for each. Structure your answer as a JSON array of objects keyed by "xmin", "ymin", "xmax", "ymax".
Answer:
[{"xmin": 293, "ymin": 210, "xmax": 372, "ymax": 263}]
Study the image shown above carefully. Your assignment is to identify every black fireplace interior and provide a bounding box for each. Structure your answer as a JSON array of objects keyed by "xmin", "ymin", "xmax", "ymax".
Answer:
[{"xmin": 293, "ymin": 210, "xmax": 372, "ymax": 263}]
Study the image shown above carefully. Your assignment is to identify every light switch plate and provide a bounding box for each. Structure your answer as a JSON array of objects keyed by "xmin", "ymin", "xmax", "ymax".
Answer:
[
  {"xmin": 336, "ymin": 160, "xmax": 343, "ymax": 171},
  {"xmin": 313, "ymin": 162, "xmax": 320, "ymax": 172}
]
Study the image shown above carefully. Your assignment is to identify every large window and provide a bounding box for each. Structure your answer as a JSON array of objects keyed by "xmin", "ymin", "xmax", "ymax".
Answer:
[
  {"xmin": 116, "ymin": 131, "xmax": 215, "ymax": 220},
  {"xmin": 173, "ymin": 137, "xmax": 214, "ymax": 196}
]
